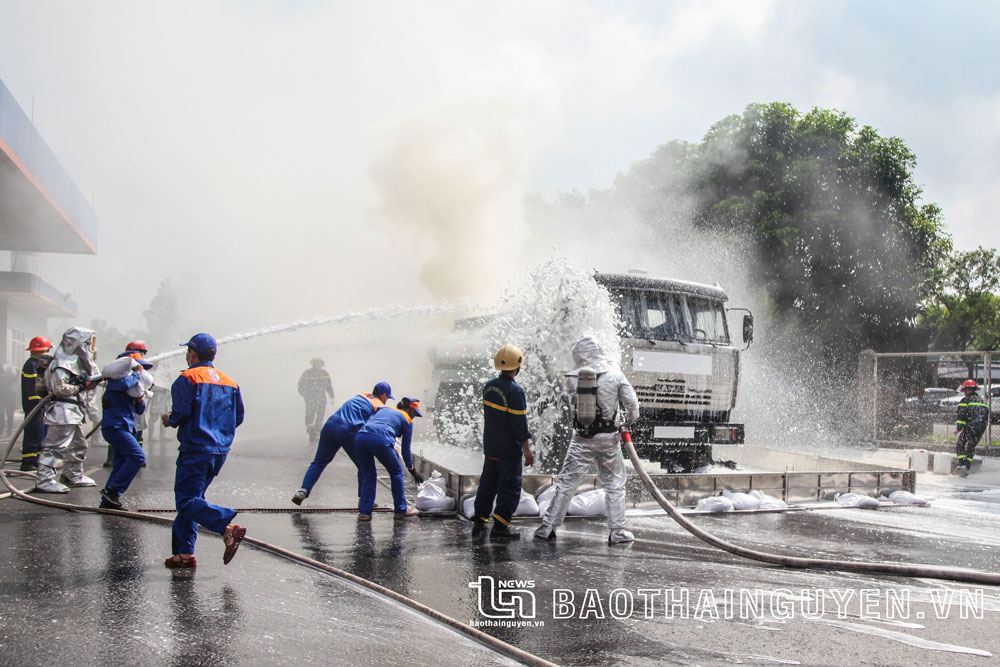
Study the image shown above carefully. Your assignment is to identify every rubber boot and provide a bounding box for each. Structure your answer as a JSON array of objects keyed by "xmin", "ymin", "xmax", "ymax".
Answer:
[
  {"xmin": 533, "ymin": 523, "xmax": 557, "ymax": 541},
  {"xmin": 608, "ymin": 528, "xmax": 635, "ymax": 545},
  {"xmin": 490, "ymin": 519, "xmax": 520, "ymax": 540},
  {"xmin": 471, "ymin": 516, "xmax": 489, "ymax": 537},
  {"xmin": 292, "ymin": 488, "xmax": 309, "ymax": 505}
]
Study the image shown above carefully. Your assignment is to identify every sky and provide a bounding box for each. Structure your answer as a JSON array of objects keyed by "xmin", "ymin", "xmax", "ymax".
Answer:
[{"xmin": 1, "ymin": 0, "xmax": 998, "ymax": 344}]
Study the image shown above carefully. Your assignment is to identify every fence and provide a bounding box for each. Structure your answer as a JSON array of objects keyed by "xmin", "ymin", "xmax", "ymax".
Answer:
[{"xmin": 861, "ymin": 350, "xmax": 997, "ymax": 453}]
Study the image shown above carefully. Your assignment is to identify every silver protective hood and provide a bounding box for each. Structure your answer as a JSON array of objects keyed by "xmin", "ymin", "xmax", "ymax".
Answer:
[
  {"xmin": 54, "ymin": 327, "xmax": 98, "ymax": 378},
  {"xmin": 571, "ymin": 335, "xmax": 612, "ymax": 374}
]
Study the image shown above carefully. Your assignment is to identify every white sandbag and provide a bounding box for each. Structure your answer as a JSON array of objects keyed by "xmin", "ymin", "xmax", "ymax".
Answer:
[
  {"xmin": 749, "ymin": 490, "xmax": 788, "ymax": 510},
  {"xmin": 887, "ymin": 490, "xmax": 931, "ymax": 506},
  {"xmin": 535, "ymin": 485, "xmax": 556, "ymax": 517},
  {"xmin": 835, "ymin": 492, "xmax": 879, "ymax": 508},
  {"xmin": 567, "ymin": 488, "xmax": 606, "ymax": 516},
  {"xmin": 723, "ymin": 489, "xmax": 761, "ymax": 510},
  {"xmin": 695, "ymin": 495, "xmax": 734, "ymax": 513},
  {"xmin": 415, "ymin": 470, "xmax": 455, "ymax": 512},
  {"xmin": 461, "ymin": 488, "xmax": 537, "ymax": 517}
]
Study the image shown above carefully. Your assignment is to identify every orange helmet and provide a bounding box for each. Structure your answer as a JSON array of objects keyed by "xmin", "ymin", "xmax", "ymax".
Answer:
[
  {"xmin": 26, "ymin": 336, "xmax": 52, "ymax": 352},
  {"xmin": 125, "ymin": 340, "xmax": 148, "ymax": 354},
  {"xmin": 961, "ymin": 380, "xmax": 978, "ymax": 390}
]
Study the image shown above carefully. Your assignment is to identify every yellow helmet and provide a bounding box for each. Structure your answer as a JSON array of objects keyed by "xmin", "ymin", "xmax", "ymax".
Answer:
[{"xmin": 494, "ymin": 343, "xmax": 524, "ymax": 371}]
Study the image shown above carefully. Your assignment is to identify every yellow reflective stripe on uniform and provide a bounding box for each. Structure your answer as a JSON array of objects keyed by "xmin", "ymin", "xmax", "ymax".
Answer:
[
  {"xmin": 483, "ymin": 400, "xmax": 526, "ymax": 415},
  {"xmin": 967, "ymin": 402, "xmax": 989, "ymax": 408},
  {"xmin": 28, "ymin": 395, "xmax": 41, "ymax": 400},
  {"xmin": 22, "ymin": 452, "xmax": 37, "ymax": 459},
  {"xmin": 492, "ymin": 513, "xmax": 510, "ymax": 526},
  {"xmin": 22, "ymin": 372, "xmax": 37, "ymax": 378},
  {"xmin": 956, "ymin": 420, "xmax": 966, "ymax": 425}
]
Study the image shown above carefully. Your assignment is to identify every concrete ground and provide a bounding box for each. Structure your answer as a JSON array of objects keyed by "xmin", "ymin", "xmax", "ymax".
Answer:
[{"xmin": 2, "ymin": 432, "xmax": 1000, "ymax": 666}]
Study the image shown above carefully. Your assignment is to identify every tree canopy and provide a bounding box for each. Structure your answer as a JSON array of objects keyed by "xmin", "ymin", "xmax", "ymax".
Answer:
[
  {"xmin": 919, "ymin": 246, "xmax": 1000, "ymax": 351},
  {"xmin": 580, "ymin": 102, "xmax": 953, "ymax": 365}
]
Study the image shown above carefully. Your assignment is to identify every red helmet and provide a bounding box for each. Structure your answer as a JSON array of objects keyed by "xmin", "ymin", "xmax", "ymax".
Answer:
[
  {"xmin": 961, "ymin": 380, "xmax": 978, "ymax": 390},
  {"xmin": 125, "ymin": 340, "xmax": 148, "ymax": 354},
  {"xmin": 26, "ymin": 336, "xmax": 52, "ymax": 352}
]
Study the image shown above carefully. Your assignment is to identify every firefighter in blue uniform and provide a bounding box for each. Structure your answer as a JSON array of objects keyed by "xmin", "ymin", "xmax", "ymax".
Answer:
[
  {"xmin": 353, "ymin": 397, "xmax": 424, "ymax": 519},
  {"xmin": 291, "ymin": 381, "xmax": 394, "ymax": 506},
  {"xmin": 472, "ymin": 344, "xmax": 534, "ymax": 540},
  {"xmin": 955, "ymin": 379, "xmax": 990, "ymax": 476},
  {"xmin": 98, "ymin": 351, "xmax": 155, "ymax": 510},
  {"xmin": 161, "ymin": 333, "xmax": 246, "ymax": 568},
  {"xmin": 19, "ymin": 336, "xmax": 52, "ymax": 471}
]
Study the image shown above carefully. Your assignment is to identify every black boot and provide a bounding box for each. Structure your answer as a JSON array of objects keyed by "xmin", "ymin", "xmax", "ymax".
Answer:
[
  {"xmin": 490, "ymin": 520, "xmax": 520, "ymax": 540},
  {"xmin": 99, "ymin": 488, "xmax": 124, "ymax": 511},
  {"xmin": 471, "ymin": 516, "xmax": 489, "ymax": 537}
]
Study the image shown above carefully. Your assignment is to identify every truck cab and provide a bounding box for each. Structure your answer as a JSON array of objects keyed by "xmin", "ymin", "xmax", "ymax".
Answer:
[{"xmin": 596, "ymin": 272, "xmax": 750, "ymax": 471}]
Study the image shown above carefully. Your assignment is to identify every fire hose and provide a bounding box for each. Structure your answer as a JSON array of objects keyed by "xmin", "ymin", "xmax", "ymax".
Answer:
[
  {"xmin": 620, "ymin": 428, "xmax": 1000, "ymax": 586},
  {"xmin": 0, "ymin": 394, "xmax": 558, "ymax": 667}
]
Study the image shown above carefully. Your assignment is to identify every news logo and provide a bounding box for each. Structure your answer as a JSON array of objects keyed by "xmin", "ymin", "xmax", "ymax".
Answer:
[{"xmin": 469, "ymin": 576, "xmax": 537, "ymax": 619}]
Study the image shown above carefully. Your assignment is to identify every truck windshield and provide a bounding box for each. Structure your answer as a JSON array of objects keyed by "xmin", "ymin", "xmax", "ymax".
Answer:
[{"xmin": 611, "ymin": 289, "xmax": 730, "ymax": 344}]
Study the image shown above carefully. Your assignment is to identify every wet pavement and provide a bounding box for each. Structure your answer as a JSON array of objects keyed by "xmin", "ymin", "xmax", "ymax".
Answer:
[{"xmin": 3, "ymin": 432, "xmax": 1000, "ymax": 666}]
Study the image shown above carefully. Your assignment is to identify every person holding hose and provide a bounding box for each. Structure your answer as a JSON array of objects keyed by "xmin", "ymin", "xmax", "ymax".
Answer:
[
  {"xmin": 535, "ymin": 335, "xmax": 639, "ymax": 545},
  {"xmin": 161, "ymin": 333, "xmax": 246, "ymax": 568},
  {"xmin": 471, "ymin": 344, "xmax": 534, "ymax": 540},
  {"xmin": 298, "ymin": 358, "xmax": 334, "ymax": 444},
  {"xmin": 35, "ymin": 327, "xmax": 101, "ymax": 493},
  {"xmin": 353, "ymin": 397, "xmax": 424, "ymax": 520},
  {"xmin": 20, "ymin": 336, "xmax": 52, "ymax": 471},
  {"xmin": 98, "ymin": 352, "xmax": 155, "ymax": 510},
  {"xmin": 291, "ymin": 381, "xmax": 394, "ymax": 506},
  {"xmin": 955, "ymin": 379, "xmax": 989, "ymax": 476}
]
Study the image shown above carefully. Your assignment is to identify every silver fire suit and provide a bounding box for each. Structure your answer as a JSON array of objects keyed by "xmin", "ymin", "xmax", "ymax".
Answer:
[
  {"xmin": 535, "ymin": 336, "xmax": 639, "ymax": 544},
  {"xmin": 35, "ymin": 327, "xmax": 100, "ymax": 493}
]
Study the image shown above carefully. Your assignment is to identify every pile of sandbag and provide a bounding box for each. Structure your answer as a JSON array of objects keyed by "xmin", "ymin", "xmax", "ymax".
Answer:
[
  {"xmin": 461, "ymin": 489, "xmax": 539, "ymax": 517},
  {"xmin": 414, "ymin": 470, "xmax": 455, "ymax": 512},
  {"xmin": 834, "ymin": 492, "xmax": 880, "ymax": 508},
  {"xmin": 535, "ymin": 485, "xmax": 607, "ymax": 517}
]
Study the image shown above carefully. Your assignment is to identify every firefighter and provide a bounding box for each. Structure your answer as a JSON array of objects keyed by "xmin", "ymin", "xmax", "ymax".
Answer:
[
  {"xmin": 35, "ymin": 328, "xmax": 100, "ymax": 493},
  {"xmin": 291, "ymin": 382, "xmax": 394, "ymax": 506},
  {"xmin": 161, "ymin": 333, "xmax": 246, "ymax": 568},
  {"xmin": 298, "ymin": 358, "xmax": 334, "ymax": 443},
  {"xmin": 20, "ymin": 336, "xmax": 52, "ymax": 471},
  {"xmin": 105, "ymin": 340, "xmax": 150, "ymax": 468},
  {"xmin": 955, "ymin": 379, "xmax": 989, "ymax": 476},
  {"xmin": 535, "ymin": 335, "xmax": 639, "ymax": 545},
  {"xmin": 353, "ymin": 397, "xmax": 424, "ymax": 520},
  {"xmin": 98, "ymin": 353, "xmax": 154, "ymax": 509},
  {"xmin": 471, "ymin": 344, "xmax": 534, "ymax": 540}
]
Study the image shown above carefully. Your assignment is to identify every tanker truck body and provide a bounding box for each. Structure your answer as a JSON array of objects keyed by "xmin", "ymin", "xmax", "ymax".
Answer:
[{"xmin": 429, "ymin": 271, "xmax": 751, "ymax": 472}]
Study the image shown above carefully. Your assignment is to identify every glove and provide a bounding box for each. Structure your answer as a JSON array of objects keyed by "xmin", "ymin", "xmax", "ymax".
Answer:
[{"xmin": 408, "ymin": 467, "xmax": 424, "ymax": 485}]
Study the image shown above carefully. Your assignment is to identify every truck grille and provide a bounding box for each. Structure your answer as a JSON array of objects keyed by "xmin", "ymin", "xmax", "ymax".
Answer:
[{"xmin": 635, "ymin": 382, "xmax": 712, "ymax": 406}]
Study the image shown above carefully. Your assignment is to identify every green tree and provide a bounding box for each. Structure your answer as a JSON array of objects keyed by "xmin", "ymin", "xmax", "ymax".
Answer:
[
  {"xmin": 919, "ymin": 246, "xmax": 1000, "ymax": 350},
  {"xmin": 599, "ymin": 102, "xmax": 950, "ymax": 367}
]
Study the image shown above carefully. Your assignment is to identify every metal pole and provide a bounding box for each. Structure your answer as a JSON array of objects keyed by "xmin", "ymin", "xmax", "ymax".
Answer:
[
  {"xmin": 987, "ymin": 352, "xmax": 993, "ymax": 452},
  {"xmin": 873, "ymin": 355, "xmax": 879, "ymax": 444}
]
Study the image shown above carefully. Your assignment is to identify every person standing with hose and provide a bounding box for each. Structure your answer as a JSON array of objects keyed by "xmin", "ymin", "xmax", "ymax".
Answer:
[
  {"xmin": 161, "ymin": 333, "xmax": 246, "ymax": 568},
  {"xmin": 20, "ymin": 336, "xmax": 52, "ymax": 471},
  {"xmin": 35, "ymin": 327, "xmax": 102, "ymax": 493},
  {"xmin": 955, "ymin": 379, "xmax": 989, "ymax": 476},
  {"xmin": 471, "ymin": 344, "xmax": 534, "ymax": 540},
  {"xmin": 98, "ymin": 353, "xmax": 155, "ymax": 510},
  {"xmin": 291, "ymin": 381, "xmax": 394, "ymax": 506},
  {"xmin": 353, "ymin": 397, "xmax": 424, "ymax": 520},
  {"xmin": 534, "ymin": 335, "xmax": 639, "ymax": 545}
]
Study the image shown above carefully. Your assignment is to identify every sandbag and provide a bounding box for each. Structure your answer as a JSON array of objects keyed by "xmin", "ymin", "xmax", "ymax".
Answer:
[
  {"xmin": 101, "ymin": 357, "xmax": 136, "ymax": 380},
  {"xmin": 568, "ymin": 488, "xmax": 606, "ymax": 516},
  {"xmin": 695, "ymin": 495, "xmax": 734, "ymax": 513},
  {"xmin": 723, "ymin": 489, "xmax": 760, "ymax": 510},
  {"xmin": 461, "ymin": 488, "xmax": 538, "ymax": 517},
  {"xmin": 749, "ymin": 489, "xmax": 788, "ymax": 510},
  {"xmin": 835, "ymin": 492, "xmax": 879, "ymax": 508},
  {"xmin": 887, "ymin": 490, "xmax": 931, "ymax": 506},
  {"xmin": 415, "ymin": 470, "xmax": 455, "ymax": 512}
]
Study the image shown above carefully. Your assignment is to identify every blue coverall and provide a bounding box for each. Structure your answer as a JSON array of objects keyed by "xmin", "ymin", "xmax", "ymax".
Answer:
[
  {"xmin": 354, "ymin": 407, "xmax": 414, "ymax": 514},
  {"xmin": 300, "ymin": 393, "xmax": 386, "ymax": 493},
  {"xmin": 473, "ymin": 373, "xmax": 532, "ymax": 526},
  {"xmin": 102, "ymin": 373, "xmax": 147, "ymax": 496},
  {"xmin": 167, "ymin": 362, "xmax": 244, "ymax": 555}
]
